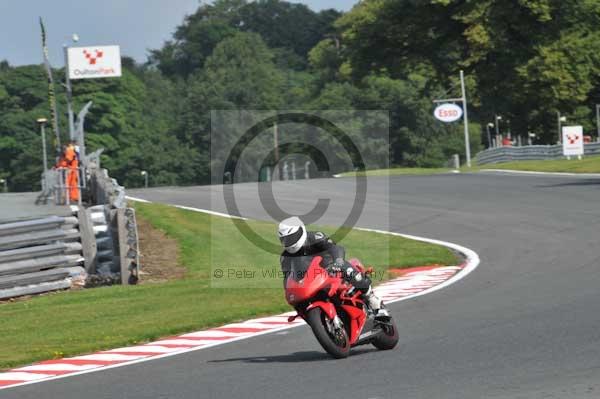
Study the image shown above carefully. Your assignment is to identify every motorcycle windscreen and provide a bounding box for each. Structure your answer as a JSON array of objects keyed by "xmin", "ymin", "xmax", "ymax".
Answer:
[
  {"xmin": 287, "ymin": 255, "xmax": 315, "ymax": 281},
  {"xmin": 285, "ymin": 255, "xmax": 329, "ymax": 304}
]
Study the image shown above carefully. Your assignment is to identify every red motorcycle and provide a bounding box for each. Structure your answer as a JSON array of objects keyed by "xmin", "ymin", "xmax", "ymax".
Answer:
[{"xmin": 285, "ymin": 255, "xmax": 399, "ymax": 358}]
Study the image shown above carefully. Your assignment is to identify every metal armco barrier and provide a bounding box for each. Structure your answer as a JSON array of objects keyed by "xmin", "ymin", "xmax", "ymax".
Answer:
[
  {"xmin": 89, "ymin": 168, "xmax": 126, "ymax": 209},
  {"xmin": 0, "ymin": 213, "xmax": 88, "ymax": 300},
  {"xmin": 476, "ymin": 142, "xmax": 600, "ymax": 164},
  {"xmin": 0, "ymin": 269, "xmax": 69, "ymax": 289},
  {"xmin": 116, "ymin": 207, "xmax": 139, "ymax": 285}
]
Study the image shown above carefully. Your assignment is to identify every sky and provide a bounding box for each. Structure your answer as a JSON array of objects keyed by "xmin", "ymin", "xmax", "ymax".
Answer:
[{"xmin": 0, "ymin": 0, "xmax": 355, "ymax": 67}]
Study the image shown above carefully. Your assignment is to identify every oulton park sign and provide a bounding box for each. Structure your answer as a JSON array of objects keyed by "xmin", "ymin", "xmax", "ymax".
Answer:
[
  {"xmin": 434, "ymin": 103, "xmax": 463, "ymax": 123},
  {"xmin": 67, "ymin": 45, "xmax": 122, "ymax": 80}
]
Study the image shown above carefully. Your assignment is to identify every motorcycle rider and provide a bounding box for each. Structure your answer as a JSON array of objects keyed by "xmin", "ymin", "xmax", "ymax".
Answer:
[{"xmin": 278, "ymin": 216, "xmax": 390, "ymax": 320}]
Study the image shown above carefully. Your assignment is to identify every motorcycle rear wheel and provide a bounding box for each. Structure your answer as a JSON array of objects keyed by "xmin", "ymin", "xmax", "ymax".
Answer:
[
  {"xmin": 306, "ymin": 307, "xmax": 350, "ymax": 359},
  {"xmin": 372, "ymin": 317, "xmax": 399, "ymax": 350}
]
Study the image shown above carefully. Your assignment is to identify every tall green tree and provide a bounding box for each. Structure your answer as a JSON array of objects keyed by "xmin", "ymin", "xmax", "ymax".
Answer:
[
  {"xmin": 334, "ymin": 0, "xmax": 600, "ymax": 142},
  {"xmin": 71, "ymin": 67, "xmax": 197, "ymax": 188},
  {"xmin": 0, "ymin": 65, "xmax": 56, "ymax": 191},
  {"xmin": 149, "ymin": 0, "xmax": 340, "ymax": 77},
  {"xmin": 148, "ymin": 0, "xmax": 242, "ymax": 78},
  {"xmin": 182, "ymin": 32, "xmax": 285, "ymax": 182}
]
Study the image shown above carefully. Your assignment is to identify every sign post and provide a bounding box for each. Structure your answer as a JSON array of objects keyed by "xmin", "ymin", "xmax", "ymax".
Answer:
[
  {"xmin": 460, "ymin": 70, "xmax": 470, "ymax": 168},
  {"xmin": 433, "ymin": 70, "xmax": 471, "ymax": 167},
  {"xmin": 596, "ymin": 104, "xmax": 600, "ymax": 142},
  {"xmin": 562, "ymin": 126, "xmax": 584, "ymax": 160}
]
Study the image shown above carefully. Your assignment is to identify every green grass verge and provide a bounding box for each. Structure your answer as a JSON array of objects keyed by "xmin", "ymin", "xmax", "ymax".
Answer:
[
  {"xmin": 338, "ymin": 155, "xmax": 600, "ymax": 176},
  {"xmin": 337, "ymin": 167, "xmax": 455, "ymax": 177},
  {"xmin": 0, "ymin": 203, "xmax": 458, "ymax": 370},
  {"xmin": 475, "ymin": 155, "xmax": 600, "ymax": 173}
]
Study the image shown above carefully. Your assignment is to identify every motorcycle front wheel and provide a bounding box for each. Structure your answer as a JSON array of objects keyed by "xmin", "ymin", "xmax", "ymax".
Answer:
[{"xmin": 306, "ymin": 307, "xmax": 350, "ymax": 359}]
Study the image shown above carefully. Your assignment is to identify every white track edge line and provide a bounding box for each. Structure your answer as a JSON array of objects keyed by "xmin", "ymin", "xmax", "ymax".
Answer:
[
  {"xmin": 125, "ymin": 196, "xmax": 247, "ymax": 220},
  {"xmin": 356, "ymin": 228, "xmax": 480, "ymax": 301},
  {"xmin": 0, "ymin": 199, "xmax": 480, "ymax": 391},
  {"xmin": 480, "ymin": 169, "xmax": 600, "ymax": 177}
]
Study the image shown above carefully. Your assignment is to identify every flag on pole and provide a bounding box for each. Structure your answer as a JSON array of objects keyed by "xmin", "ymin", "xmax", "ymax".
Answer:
[{"xmin": 40, "ymin": 17, "xmax": 61, "ymax": 155}]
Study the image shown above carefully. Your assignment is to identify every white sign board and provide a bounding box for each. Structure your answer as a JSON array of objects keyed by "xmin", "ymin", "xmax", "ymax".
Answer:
[
  {"xmin": 67, "ymin": 45, "xmax": 122, "ymax": 80},
  {"xmin": 434, "ymin": 103, "xmax": 463, "ymax": 123},
  {"xmin": 562, "ymin": 125, "xmax": 584, "ymax": 156}
]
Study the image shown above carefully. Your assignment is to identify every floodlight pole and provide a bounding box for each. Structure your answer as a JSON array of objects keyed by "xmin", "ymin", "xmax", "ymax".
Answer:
[
  {"xmin": 141, "ymin": 171, "xmax": 148, "ymax": 188},
  {"xmin": 557, "ymin": 111, "xmax": 566, "ymax": 144},
  {"xmin": 274, "ymin": 122, "xmax": 280, "ymax": 179},
  {"xmin": 596, "ymin": 104, "xmax": 600, "ymax": 141},
  {"xmin": 495, "ymin": 116, "xmax": 499, "ymax": 134}
]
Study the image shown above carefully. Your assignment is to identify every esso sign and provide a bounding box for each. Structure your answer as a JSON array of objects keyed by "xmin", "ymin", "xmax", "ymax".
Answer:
[{"xmin": 434, "ymin": 103, "xmax": 463, "ymax": 123}]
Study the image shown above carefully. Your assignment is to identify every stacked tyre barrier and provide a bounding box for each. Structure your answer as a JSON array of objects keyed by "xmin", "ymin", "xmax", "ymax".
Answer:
[
  {"xmin": 0, "ymin": 213, "xmax": 87, "ymax": 300},
  {"xmin": 476, "ymin": 142, "xmax": 600, "ymax": 165},
  {"xmin": 0, "ymin": 202, "xmax": 140, "ymax": 299}
]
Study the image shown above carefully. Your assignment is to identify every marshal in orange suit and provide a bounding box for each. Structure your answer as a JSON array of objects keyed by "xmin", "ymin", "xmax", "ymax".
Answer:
[{"xmin": 64, "ymin": 143, "xmax": 79, "ymax": 202}]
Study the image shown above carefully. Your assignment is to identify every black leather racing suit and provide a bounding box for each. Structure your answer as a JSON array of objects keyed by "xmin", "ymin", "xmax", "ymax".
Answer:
[{"xmin": 280, "ymin": 231, "xmax": 371, "ymax": 293}]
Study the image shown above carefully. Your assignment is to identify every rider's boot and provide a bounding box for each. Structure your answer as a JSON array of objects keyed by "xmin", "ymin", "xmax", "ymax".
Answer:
[
  {"xmin": 345, "ymin": 266, "xmax": 391, "ymax": 321},
  {"xmin": 362, "ymin": 287, "xmax": 390, "ymax": 321}
]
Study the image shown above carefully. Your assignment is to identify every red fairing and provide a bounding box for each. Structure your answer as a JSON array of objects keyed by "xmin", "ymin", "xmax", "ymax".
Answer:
[
  {"xmin": 341, "ymin": 304, "xmax": 367, "ymax": 344},
  {"xmin": 307, "ymin": 301, "xmax": 337, "ymax": 320}
]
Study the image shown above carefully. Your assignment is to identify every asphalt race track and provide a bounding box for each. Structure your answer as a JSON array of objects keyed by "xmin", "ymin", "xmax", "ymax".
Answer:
[{"xmin": 6, "ymin": 172, "xmax": 600, "ymax": 399}]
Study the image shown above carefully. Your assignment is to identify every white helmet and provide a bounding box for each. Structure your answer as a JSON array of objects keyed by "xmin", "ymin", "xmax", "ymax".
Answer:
[{"xmin": 278, "ymin": 216, "xmax": 307, "ymax": 254}]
